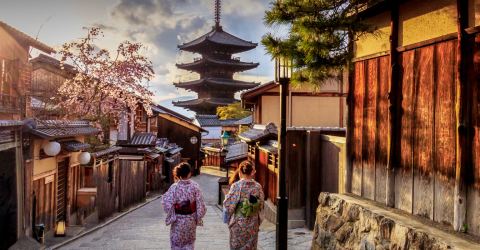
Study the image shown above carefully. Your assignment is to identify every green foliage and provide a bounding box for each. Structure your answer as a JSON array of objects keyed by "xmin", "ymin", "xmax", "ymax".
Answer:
[
  {"xmin": 462, "ymin": 223, "xmax": 468, "ymax": 233},
  {"xmin": 262, "ymin": 0, "xmax": 377, "ymax": 91},
  {"xmin": 216, "ymin": 102, "xmax": 252, "ymax": 120}
]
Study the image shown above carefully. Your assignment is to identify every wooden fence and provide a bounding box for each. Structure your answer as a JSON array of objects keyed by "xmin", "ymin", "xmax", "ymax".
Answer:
[
  {"xmin": 118, "ymin": 160, "xmax": 146, "ymax": 210},
  {"xmin": 94, "ymin": 158, "xmax": 119, "ymax": 221}
]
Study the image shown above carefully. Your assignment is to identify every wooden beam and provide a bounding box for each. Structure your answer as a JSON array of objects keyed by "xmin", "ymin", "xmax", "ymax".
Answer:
[
  {"xmin": 33, "ymin": 169, "xmax": 57, "ymax": 181},
  {"xmin": 352, "ymin": 50, "xmax": 390, "ymax": 62},
  {"xmin": 386, "ymin": 3, "xmax": 399, "ymax": 207},
  {"xmin": 261, "ymin": 92, "xmax": 347, "ymax": 97},
  {"xmin": 396, "ymin": 32, "xmax": 457, "ymax": 53},
  {"xmin": 345, "ymin": 32, "xmax": 355, "ymax": 194},
  {"xmin": 465, "ymin": 25, "xmax": 480, "ymax": 35},
  {"xmin": 454, "ymin": 0, "xmax": 470, "ymax": 232}
]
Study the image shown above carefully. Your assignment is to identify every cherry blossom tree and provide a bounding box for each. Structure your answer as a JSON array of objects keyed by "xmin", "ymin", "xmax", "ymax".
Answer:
[{"xmin": 55, "ymin": 27, "xmax": 154, "ymax": 137}]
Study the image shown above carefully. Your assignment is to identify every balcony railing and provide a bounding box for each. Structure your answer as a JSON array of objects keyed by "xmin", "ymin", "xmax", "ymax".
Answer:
[{"xmin": 0, "ymin": 94, "xmax": 24, "ymax": 113}]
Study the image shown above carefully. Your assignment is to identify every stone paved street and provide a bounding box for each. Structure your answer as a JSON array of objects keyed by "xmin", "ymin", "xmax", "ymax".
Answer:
[{"xmin": 57, "ymin": 167, "xmax": 313, "ymax": 250}]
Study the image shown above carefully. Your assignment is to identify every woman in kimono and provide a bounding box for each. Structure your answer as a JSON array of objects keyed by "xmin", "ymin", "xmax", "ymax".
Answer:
[
  {"xmin": 162, "ymin": 163, "xmax": 207, "ymax": 250},
  {"xmin": 223, "ymin": 160, "xmax": 264, "ymax": 250}
]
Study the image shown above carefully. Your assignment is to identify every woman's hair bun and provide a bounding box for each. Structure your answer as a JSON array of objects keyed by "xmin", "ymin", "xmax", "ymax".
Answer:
[
  {"xmin": 239, "ymin": 160, "xmax": 254, "ymax": 176},
  {"xmin": 174, "ymin": 162, "xmax": 191, "ymax": 181}
]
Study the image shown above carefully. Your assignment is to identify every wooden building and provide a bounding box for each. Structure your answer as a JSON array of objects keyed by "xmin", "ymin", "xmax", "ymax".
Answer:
[
  {"xmin": 203, "ymin": 146, "xmax": 227, "ymax": 168},
  {"xmin": 25, "ymin": 120, "xmax": 98, "ymax": 235},
  {"xmin": 172, "ymin": 3, "xmax": 260, "ymax": 115},
  {"xmin": 193, "ymin": 114, "xmax": 238, "ymax": 144},
  {"xmin": 0, "ymin": 120, "xmax": 24, "ymax": 249},
  {"xmin": 239, "ymin": 123, "xmax": 346, "ymax": 229},
  {"xmin": 225, "ymin": 142, "xmax": 248, "ymax": 169},
  {"xmin": 346, "ymin": 0, "xmax": 480, "ymax": 235},
  {"xmin": 241, "ymin": 80, "xmax": 347, "ymax": 128},
  {"xmin": 0, "ymin": 22, "xmax": 55, "ymax": 120}
]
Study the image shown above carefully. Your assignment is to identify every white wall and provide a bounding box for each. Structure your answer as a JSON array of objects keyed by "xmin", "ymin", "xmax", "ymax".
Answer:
[
  {"xmin": 202, "ymin": 126, "xmax": 222, "ymax": 140},
  {"xmin": 110, "ymin": 130, "xmax": 118, "ymax": 146}
]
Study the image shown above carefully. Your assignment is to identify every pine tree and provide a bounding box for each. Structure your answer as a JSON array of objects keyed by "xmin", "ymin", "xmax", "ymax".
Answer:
[{"xmin": 262, "ymin": 0, "xmax": 377, "ymax": 90}]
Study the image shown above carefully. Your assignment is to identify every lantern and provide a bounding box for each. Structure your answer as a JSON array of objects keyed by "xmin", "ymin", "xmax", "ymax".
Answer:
[
  {"xmin": 274, "ymin": 57, "xmax": 293, "ymax": 83},
  {"xmin": 190, "ymin": 136, "xmax": 198, "ymax": 144},
  {"xmin": 43, "ymin": 141, "xmax": 61, "ymax": 156},
  {"xmin": 55, "ymin": 221, "xmax": 66, "ymax": 237},
  {"xmin": 221, "ymin": 131, "xmax": 229, "ymax": 147},
  {"xmin": 78, "ymin": 152, "xmax": 91, "ymax": 165}
]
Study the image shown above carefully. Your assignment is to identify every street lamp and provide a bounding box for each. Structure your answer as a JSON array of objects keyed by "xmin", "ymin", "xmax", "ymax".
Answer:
[
  {"xmin": 274, "ymin": 56, "xmax": 292, "ymax": 250},
  {"xmin": 221, "ymin": 131, "xmax": 230, "ymax": 147}
]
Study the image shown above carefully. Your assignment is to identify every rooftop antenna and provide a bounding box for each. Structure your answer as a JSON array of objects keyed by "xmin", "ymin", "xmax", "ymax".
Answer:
[
  {"xmin": 144, "ymin": 81, "xmax": 153, "ymax": 90},
  {"xmin": 215, "ymin": 0, "xmax": 221, "ymax": 27}
]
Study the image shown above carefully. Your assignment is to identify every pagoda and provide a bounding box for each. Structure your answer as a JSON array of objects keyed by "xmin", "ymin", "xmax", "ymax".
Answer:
[{"xmin": 173, "ymin": 0, "xmax": 260, "ymax": 115}]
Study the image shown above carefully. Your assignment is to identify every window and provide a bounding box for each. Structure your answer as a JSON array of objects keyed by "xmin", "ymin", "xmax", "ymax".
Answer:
[
  {"xmin": 142, "ymin": 110, "xmax": 147, "ymax": 122},
  {"xmin": 107, "ymin": 161, "xmax": 114, "ymax": 183},
  {"xmin": 150, "ymin": 117, "xmax": 157, "ymax": 126}
]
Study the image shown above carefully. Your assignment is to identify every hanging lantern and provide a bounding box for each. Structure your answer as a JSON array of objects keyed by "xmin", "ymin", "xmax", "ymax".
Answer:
[
  {"xmin": 43, "ymin": 141, "xmax": 61, "ymax": 156},
  {"xmin": 78, "ymin": 152, "xmax": 91, "ymax": 165},
  {"xmin": 221, "ymin": 131, "xmax": 230, "ymax": 147}
]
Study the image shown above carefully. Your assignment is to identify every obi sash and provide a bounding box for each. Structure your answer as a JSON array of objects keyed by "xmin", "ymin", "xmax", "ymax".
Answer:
[
  {"xmin": 235, "ymin": 194, "xmax": 260, "ymax": 217},
  {"xmin": 175, "ymin": 200, "xmax": 196, "ymax": 215}
]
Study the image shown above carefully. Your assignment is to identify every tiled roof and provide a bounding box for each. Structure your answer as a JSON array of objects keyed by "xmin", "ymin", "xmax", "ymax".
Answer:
[
  {"xmin": 0, "ymin": 120, "xmax": 25, "ymax": 127},
  {"xmin": 0, "ymin": 22, "xmax": 55, "ymax": 54},
  {"xmin": 174, "ymin": 98, "xmax": 237, "ymax": 108},
  {"xmin": 234, "ymin": 116, "xmax": 252, "ymax": 125},
  {"xmin": 226, "ymin": 142, "xmax": 248, "ymax": 162},
  {"xmin": 178, "ymin": 26, "xmax": 257, "ymax": 53},
  {"xmin": 240, "ymin": 81, "xmax": 276, "ymax": 98},
  {"xmin": 31, "ymin": 97, "xmax": 56, "ymax": 110},
  {"xmin": 194, "ymin": 115, "xmax": 221, "ymax": 127},
  {"xmin": 129, "ymin": 132, "xmax": 157, "ymax": 146},
  {"xmin": 30, "ymin": 54, "xmax": 76, "ymax": 72},
  {"xmin": 150, "ymin": 104, "xmax": 193, "ymax": 123},
  {"xmin": 258, "ymin": 140, "xmax": 278, "ymax": 154},
  {"xmin": 238, "ymin": 123, "xmax": 278, "ymax": 142},
  {"xmin": 176, "ymin": 57, "xmax": 259, "ymax": 71},
  {"xmin": 174, "ymin": 78, "xmax": 259, "ymax": 89},
  {"xmin": 59, "ymin": 140, "xmax": 91, "ymax": 152},
  {"xmin": 30, "ymin": 120, "xmax": 99, "ymax": 139},
  {"xmin": 168, "ymin": 147, "xmax": 182, "ymax": 155},
  {"xmin": 90, "ymin": 146, "xmax": 122, "ymax": 157}
]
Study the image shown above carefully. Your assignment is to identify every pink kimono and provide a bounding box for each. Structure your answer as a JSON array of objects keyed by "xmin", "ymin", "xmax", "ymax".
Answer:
[{"xmin": 162, "ymin": 179, "xmax": 207, "ymax": 250}]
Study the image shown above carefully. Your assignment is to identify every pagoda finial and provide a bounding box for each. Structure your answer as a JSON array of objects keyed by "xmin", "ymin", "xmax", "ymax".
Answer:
[{"xmin": 214, "ymin": 0, "xmax": 221, "ymax": 26}]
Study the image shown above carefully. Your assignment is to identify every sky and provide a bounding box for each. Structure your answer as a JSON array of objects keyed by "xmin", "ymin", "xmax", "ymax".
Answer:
[{"xmin": 1, "ymin": 0, "xmax": 278, "ymax": 117}]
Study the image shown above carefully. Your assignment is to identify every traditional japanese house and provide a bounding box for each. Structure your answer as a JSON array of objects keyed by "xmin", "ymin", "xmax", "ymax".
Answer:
[
  {"xmin": 0, "ymin": 120, "xmax": 24, "ymax": 249},
  {"xmin": 344, "ymin": 0, "xmax": 480, "ymax": 236},
  {"xmin": 29, "ymin": 54, "xmax": 76, "ymax": 119},
  {"xmin": 241, "ymin": 80, "xmax": 347, "ymax": 128},
  {"xmin": 152, "ymin": 104, "xmax": 206, "ymax": 176},
  {"xmin": 234, "ymin": 115, "xmax": 252, "ymax": 131},
  {"xmin": 0, "ymin": 22, "xmax": 55, "ymax": 120},
  {"xmin": 24, "ymin": 120, "xmax": 98, "ymax": 235},
  {"xmin": 193, "ymin": 114, "xmax": 238, "ymax": 144},
  {"xmin": 202, "ymin": 146, "xmax": 227, "ymax": 168},
  {"xmin": 172, "ymin": 1, "xmax": 260, "ymax": 115}
]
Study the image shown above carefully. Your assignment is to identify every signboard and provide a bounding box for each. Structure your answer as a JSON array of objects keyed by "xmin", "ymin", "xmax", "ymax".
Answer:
[{"xmin": 45, "ymin": 175, "xmax": 54, "ymax": 184}]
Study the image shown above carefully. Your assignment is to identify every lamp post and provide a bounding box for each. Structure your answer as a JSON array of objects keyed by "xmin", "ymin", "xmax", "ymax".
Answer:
[
  {"xmin": 275, "ymin": 56, "xmax": 292, "ymax": 250},
  {"xmin": 221, "ymin": 131, "xmax": 230, "ymax": 147}
]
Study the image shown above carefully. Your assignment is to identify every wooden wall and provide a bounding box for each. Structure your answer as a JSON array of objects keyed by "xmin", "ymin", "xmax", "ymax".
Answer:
[
  {"xmin": 68, "ymin": 164, "xmax": 83, "ymax": 218},
  {"xmin": 118, "ymin": 160, "xmax": 146, "ymax": 211},
  {"xmin": 157, "ymin": 116, "xmax": 201, "ymax": 172},
  {"xmin": 94, "ymin": 159, "xmax": 119, "ymax": 221},
  {"xmin": 285, "ymin": 130, "xmax": 307, "ymax": 210},
  {"xmin": 350, "ymin": 40, "xmax": 459, "ymax": 227},
  {"xmin": 0, "ymin": 147, "xmax": 18, "ymax": 249},
  {"xmin": 32, "ymin": 175, "xmax": 56, "ymax": 233}
]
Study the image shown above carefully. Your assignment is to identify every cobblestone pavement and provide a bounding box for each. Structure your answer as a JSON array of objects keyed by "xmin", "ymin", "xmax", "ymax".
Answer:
[{"xmin": 58, "ymin": 167, "xmax": 313, "ymax": 250}]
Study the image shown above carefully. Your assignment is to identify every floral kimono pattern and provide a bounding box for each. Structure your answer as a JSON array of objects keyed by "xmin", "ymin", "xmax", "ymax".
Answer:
[
  {"xmin": 162, "ymin": 180, "xmax": 207, "ymax": 250},
  {"xmin": 223, "ymin": 179, "xmax": 265, "ymax": 250}
]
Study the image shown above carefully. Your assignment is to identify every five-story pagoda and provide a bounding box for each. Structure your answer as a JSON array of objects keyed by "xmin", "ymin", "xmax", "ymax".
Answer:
[{"xmin": 173, "ymin": 0, "xmax": 260, "ymax": 115}]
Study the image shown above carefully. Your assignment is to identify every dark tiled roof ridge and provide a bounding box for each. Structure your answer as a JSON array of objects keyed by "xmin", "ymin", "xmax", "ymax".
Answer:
[
  {"xmin": 240, "ymin": 80, "xmax": 276, "ymax": 97},
  {"xmin": 174, "ymin": 77, "xmax": 259, "ymax": 87},
  {"xmin": 0, "ymin": 21, "xmax": 55, "ymax": 54},
  {"xmin": 173, "ymin": 97, "xmax": 238, "ymax": 106},
  {"xmin": 234, "ymin": 115, "xmax": 252, "ymax": 125},
  {"xmin": 31, "ymin": 54, "xmax": 76, "ymax": 71},
  {"xmin": 176, "ymin": 57, "xmax": 259, "ymax": 68},
  {"xmin": 178, "ymin": 26, "xmax": 257, "ymax": 49}
]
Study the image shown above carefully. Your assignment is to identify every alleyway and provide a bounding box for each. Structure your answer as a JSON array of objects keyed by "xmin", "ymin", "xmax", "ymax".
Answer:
[{"xmin": 58, "ymin": 167, "xmax": 312, "ymax": 250}]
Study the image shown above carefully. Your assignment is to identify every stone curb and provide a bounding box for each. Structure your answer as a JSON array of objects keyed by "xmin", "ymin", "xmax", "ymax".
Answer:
[{"xmin": 48, "ymin": 195, "xmax": 163, "ymax": 250}]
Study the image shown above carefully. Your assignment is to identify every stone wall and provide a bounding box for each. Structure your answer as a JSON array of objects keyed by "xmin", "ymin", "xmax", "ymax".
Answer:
[{"xmin": 312, "ymin": 193, "xmax": 479, "ymax": 250}]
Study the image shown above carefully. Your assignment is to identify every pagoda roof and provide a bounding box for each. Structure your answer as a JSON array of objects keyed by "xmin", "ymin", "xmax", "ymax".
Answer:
[
  {"xmin": 178, "ymin": 26, "xmax": 257, "ymax": 54},
  {"xmin": 173, "ymin": 98, "xmax": 237, "ymax": 107},
  {"xmin": 176, "ymin": 57, "xmax": 259, "ymax": 72},
  {"xmin": 174, "ymin": 78, "xmax": 260, "ymax": 90}
]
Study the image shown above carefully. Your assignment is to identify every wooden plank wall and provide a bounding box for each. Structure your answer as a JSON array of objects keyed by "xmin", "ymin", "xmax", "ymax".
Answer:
[
  {"xmin": 352, "ymin": 56, "xmax": 390, "ymax": 202},
  {"xmin": 68, "ymin": 164, "xmax": 83, "ymax": 216},
  {"xmin": 351, "ymin": 40, "xmax": 458, "ymax": 227},
  {"xmin": 118, "ymin": 160, "xmax": 146, "ymax": 211},
  {"xmin": 285, "ymin": 130, "xmax": 306, "ymax": 210},
  {"xmin": 33, "ymin": 176, "xmax": 56, "ymax": 233},
  {"xmin": 266, "ymin": 159, "xmax": 277, "ymax": 205},
  {"xmin": 467, "ymin": 34, "xmax": 480, "ymax": 235},
  {"xmin": 257, "ymin": 150, "xmax": 268, "ymax": 191},
  {"xmin": 95, "ymin": 159, "xmax": 119, "ymax": 221}
]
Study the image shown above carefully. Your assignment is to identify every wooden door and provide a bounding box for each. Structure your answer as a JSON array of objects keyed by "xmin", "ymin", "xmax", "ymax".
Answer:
[{"xmin": 56, "ymin": 159, "xmax": 68, "ymax": 222}]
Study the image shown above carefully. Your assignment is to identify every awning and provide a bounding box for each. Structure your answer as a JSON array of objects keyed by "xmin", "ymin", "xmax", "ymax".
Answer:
[{"xmin": 59, "ymin": 140, "xmax": 90, "ymax": 152}]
